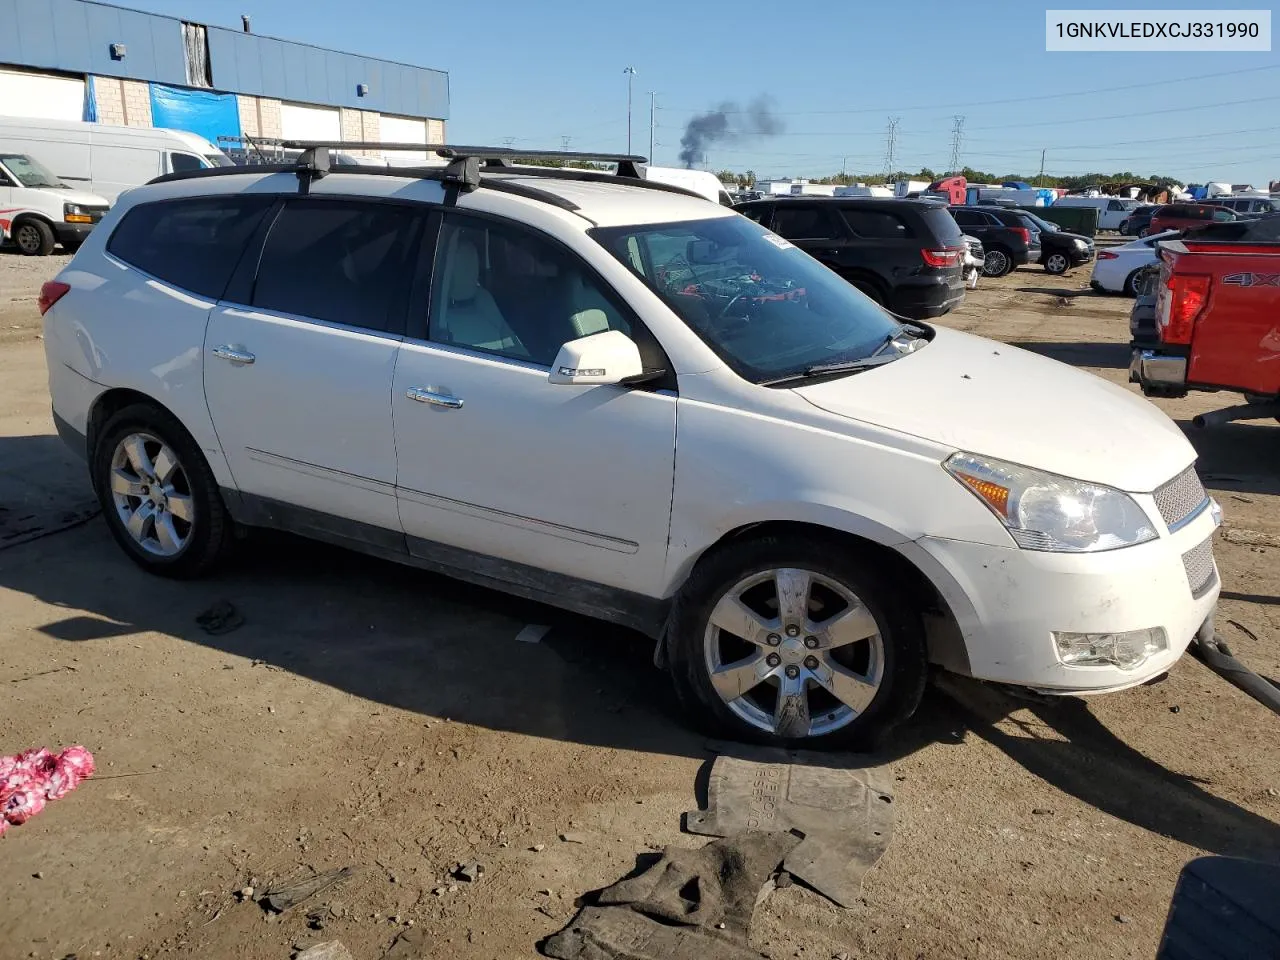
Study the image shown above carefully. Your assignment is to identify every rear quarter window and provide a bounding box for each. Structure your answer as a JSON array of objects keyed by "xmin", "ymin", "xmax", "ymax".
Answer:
[
  {"xmin": 840, "ymin": 208, "xmax": 915, "ymax": 239},
  {"xmin": 919, "ymin": 207, "xmax": 963, "ymax": 243},
  {"xmin": 106, "ymin": 196, "xmax": 274, "ymax": 298}
]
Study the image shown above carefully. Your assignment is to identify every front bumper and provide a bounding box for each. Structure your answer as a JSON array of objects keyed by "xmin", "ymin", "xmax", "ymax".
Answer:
[
  {"xmin": 912, "ymin": 500, "xmax": 1221, "ymax": 693},
  {"xmin": 52, "ymin": 221, "xmax": 96, "ymax": 245}
]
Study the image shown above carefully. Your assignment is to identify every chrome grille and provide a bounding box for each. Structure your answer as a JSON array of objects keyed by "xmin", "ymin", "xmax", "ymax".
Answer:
[
  {"xmin": 1154, "ymin": 466, "xmax": 1208, "ymax": 531},
  {"xmin": 1181, "ymin": 537, "xmax": 1217, "ymax": 598}
]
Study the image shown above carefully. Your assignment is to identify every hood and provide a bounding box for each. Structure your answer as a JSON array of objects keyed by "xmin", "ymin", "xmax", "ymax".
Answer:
[
  {"xmin": 793, "ymin": 327, "xmax": 1194, "ymax": 492},
  {"xmin": 53, "ymin": 187, "xmax": 112, "ymax": 207}
]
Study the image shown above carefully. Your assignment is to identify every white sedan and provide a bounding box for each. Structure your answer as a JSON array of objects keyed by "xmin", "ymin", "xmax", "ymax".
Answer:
[{"xmin": 1090, "ymin": 229, "xmax": 1180, "ymax": 295}]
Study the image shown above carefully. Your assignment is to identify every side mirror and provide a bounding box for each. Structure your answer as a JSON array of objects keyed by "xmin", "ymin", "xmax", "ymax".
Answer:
[{"xmin": 548, "ymin": 330, "xmax": 643, "ymax": 386}]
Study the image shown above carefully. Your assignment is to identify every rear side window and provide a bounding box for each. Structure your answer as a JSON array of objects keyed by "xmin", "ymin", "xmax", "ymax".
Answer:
[
  {"xmin": 920, "ymin": 207, "xmax": 963, "ymax": 242},
  {"xmin": 950, "ymin": 209, "xmax": 987, "ymax": 227},
  {"xmin": 840, "ymin": 209, "xmax": 914, "ymax": 239},
  {"xmin": 107, "ymin": 196, "xmax": 273, "ymax": 298},
  {"xmin": 737, "ymin": 205, "xmax": 769, "ymax": 224},
  {"xmin": 251, "ymin": 199, "xmax": 422, "ymax": 333},
  {"xmin": 771, "ymin": 204, "xmax": 842, "ymax": 240}
]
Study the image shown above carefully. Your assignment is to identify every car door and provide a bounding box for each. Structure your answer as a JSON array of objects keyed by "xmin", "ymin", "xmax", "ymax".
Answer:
[
  {"xmin": 0, "ymin": 161, "xmax": 14, "ymax": 238},
  {"xmin": 392, "ymin": 210, "xmax": 678, "ymax": 598},
  {"xmin": 769, "ymin": 202, "xmax": 846, "ymax": 264},
  {"xmin": 204, "ymin": 196, "xmax": 425, "ymax": 545}
]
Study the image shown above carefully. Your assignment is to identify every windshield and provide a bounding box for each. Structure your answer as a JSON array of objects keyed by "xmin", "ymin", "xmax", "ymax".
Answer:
[
  {"xmin": 591, "ymin": 215, "xmax": 907, "ymax": 383},
  {"xmin": 205, "ymin": 153, "xmax": 235, "ymax": 168},
  {"xmin": 0, "ymin": 153, "xmax": 65, "ymax": 188}
]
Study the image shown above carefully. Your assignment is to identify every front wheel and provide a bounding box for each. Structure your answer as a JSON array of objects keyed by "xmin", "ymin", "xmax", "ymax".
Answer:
[
  {"xmin": 982, "ymin": 247, "xmax": 1012, "ymax": 277},
  {"xmin": 667, "ymin": 535, "xmax": 927, "ymax": 749},
  {"xmin": 1044, "ymin": 252, "xmax": 1070, "ymax": 275},
  {"xmin": 91, "ymin": 403, "xmax": 234, "ymax": 578},
  {"xmin": 14, "ymin": 220, "xmax": 55, "ymax": 256}
]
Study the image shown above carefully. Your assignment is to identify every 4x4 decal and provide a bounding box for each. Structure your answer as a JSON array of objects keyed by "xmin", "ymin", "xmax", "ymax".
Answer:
[{"xmin": 1222, "ymin": 272, "xmax": 1280, "ymax": 287}]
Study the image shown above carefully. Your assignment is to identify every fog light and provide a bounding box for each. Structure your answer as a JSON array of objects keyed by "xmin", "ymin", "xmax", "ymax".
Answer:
[{"xmin": 1053, "ymin": 628, "xmax": 1168, "ymax": 670}]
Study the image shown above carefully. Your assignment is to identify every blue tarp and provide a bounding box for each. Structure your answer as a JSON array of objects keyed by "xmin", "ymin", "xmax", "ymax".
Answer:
[
  {"xmin": 1002, "ymin": 181, "xmax": 1032, "ymax": 189},
  {"xmin": 149, "ymin": 83, "xmax": 239, "ymax": 148},
  {"xmin": 83, "ymin": 76, "xmax": 97, "ymax": 123}
]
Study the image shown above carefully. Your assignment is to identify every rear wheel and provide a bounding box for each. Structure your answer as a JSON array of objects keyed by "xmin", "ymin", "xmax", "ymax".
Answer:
[
  {"xmin": 14, "ymin": 220, "xmax": 55, "ymax": 256},
  {"xmin": 847, "ymin": 275, "xmax": 885, "ymax": 305},
  {"xmin": 91, "ymin": 403, "xmax": 233, "ymax": 578},
  {"xmin": 982, "ymin": 247, "xmax": 1012, "ymax": 277},
  {"xmin": 1044, "ymin": 252, "xmax": 1070, "ymax": 275},
  {"xmin": 667, "ymin": 535, "xmax": 927, "ymax": 749},
  {"xmin": 1124, "ymin": 269, "xmax": 1143, "ymax": 297}
]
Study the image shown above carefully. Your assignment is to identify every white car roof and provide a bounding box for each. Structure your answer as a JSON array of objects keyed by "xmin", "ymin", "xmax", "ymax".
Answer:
[{"xmin": 118, "ymin": 164, "xmax": 735, "ymax": 230}]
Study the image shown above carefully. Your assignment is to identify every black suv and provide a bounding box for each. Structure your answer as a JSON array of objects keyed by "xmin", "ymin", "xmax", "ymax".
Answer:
[
  {"xmin": 949, "ymin": 207, "xmax": 1042, "ymax": 277},
  {"xmin": 734, "ymin": 197, "xmax": 966, "ymax": 319},
  {"xmin": 1005, "ymin": 208, "xmax": 1095, "ymax": 274}
]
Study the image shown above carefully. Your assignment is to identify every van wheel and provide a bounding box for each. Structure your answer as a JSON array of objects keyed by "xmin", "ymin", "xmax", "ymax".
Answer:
[
  {"xmin": 91, "ymin": 403, "xmax": 233, "ymax": 579},
  {"xmin": 667, "ymin": 534, "xmax": 927, "ymax": 749},
  {"xmin": 1044, "ymin": 253, "xmax": 1070, "ymax": 275},
  {"xmin": 982, "ymin": 247, "xmax": 1012, "ymax": 277},
  {"xmin": 14, "ymin": 220, "xmax": 55, "ymax": 256}
]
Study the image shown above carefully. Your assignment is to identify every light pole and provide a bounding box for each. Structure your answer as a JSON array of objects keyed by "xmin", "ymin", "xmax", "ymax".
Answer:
[
  {"xmin": 623, "ymin": 66, "xmax": 637, "ymax": 154},
  {"xmin": 648, "ymin": 91, "xmax": 656, "ymax": 162}
]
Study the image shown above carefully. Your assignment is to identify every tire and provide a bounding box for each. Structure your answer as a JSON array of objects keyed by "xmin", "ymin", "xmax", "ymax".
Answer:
[
  {"xmin": 1123, "ymin": 269, "xmax": 1143, "ymax": 297},
  {"xmin": 982, "ymin": 246, "xmax": 1013, "ymax": 277},
  {"xmin": 847, "ymin": 275, "xmax": 885, "ymax": 305},
  {"xmin": 1044, "ymin": 252, "xmax": 1070, "ymax": 275},
  {"xmin": 91, "ymin": 402, "xmax": 233, "ymax": 578},
  {"xmin": 14, "ymin": 219, "xmax": 55, "ymax": 256},
  {"xmin": 667, "ymin": 534, "xmax": 928, "ymax": 750}
]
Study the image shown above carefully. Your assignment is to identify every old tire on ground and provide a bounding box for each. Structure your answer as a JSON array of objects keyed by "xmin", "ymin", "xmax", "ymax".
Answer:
[
  {"xmin": 91, "ymin": 402, "xmax": 234, "ymax": 578},
  {"xmin": 667, "ymin": 534, "xmax": 928, "ymax": 750},
  {"xmin": 1044, "ymin": 252, "xmax": 1070, "ymax": 275},
  {"xmin": 982, "ymin": 247, "xmax": 1012, "ymax": 277},
  {"xmin": 14, "ymin": 219, "xmax": 55, "ymax": 256},
  {"xmin": 1124, "ymin": 269, "xmax": 1143, "ymax": 297}
]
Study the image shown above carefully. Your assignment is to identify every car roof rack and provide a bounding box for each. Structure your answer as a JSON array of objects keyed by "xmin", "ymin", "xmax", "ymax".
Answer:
[{"xmin": 150, "ymin": 142, "xmax": 708, "ymax": 210}]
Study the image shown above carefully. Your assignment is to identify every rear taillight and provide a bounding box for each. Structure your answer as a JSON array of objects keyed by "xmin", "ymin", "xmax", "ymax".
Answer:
[
  {"xmin": 921, "ymin": 247, "xmax": 961, "ymax": 268},
  {"xmin": 1011, "ymin": 227, "xmax": 1031, "ymax": 245},
  {"xmin": 1157, "ymin": 273, "xmax": 1210, "ymax": 345},
  {"xmin": 38, "ymin": 281, "xmax": 70, "ymax": 316},
  {"xmin": 1096, "ymin": 251, "xmax": 1118, "ymax": 260}
]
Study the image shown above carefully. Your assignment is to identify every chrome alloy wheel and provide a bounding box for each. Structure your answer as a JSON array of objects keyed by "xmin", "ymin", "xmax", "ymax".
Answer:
[
  {"xmin": 109, "ymin": 432, "xmax": 195, "ymax": 557},
  {"xmin": 702, "ymin": 567, "xmax": 885, "ymax": 738},
  {"xmin": 983, "ymin": 249, "xmax": 1010, "ymax": 276},
  {"xmin": 1045, "ymin": 253, "xmax": 1069, "ymax": 274}
]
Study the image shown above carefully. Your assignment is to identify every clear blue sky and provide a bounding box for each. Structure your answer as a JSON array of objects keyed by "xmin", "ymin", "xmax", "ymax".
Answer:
[{"xmin": 124, "ymin": 0, "xmax": 1280, "ymax": 186}]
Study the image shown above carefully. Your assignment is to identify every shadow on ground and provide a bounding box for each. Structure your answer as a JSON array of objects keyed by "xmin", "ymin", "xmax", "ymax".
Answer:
[
  {"xmin": 1176, "ymin": 421, "xmax": 1280, "ymax": 499},
  {"xmin": 2, "ymin": 431, "xmax": 1279, "ymax": 861},
  {"xmin": 1009, "ymin": 340, "xmax": 1130, "ymax": 369}
]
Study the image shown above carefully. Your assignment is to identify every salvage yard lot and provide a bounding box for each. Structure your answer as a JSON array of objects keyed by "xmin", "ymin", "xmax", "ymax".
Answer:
[{"xmin": 2, "ymin": 252, "xmax": 1278, "ymax": 960}]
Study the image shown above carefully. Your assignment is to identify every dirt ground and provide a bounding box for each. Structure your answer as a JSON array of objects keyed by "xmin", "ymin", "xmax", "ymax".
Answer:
[{"xmin": 1, "ymin": 248, "xmax": 1277, "ymax": 960}]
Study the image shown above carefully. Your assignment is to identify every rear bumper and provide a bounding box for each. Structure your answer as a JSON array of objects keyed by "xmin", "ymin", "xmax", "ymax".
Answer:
[
  {"xmin": 1130, "ymin": 346, "xmax": 1189, "ymax": 397},
  {"xmin": 890, "ymin": 277, "xmax": 965, "ymax": 319}
]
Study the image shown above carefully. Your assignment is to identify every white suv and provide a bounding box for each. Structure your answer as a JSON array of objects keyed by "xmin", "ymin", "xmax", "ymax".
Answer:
[{"xmin": 40, "ymin": 148, "xmax": 1222, "ymax": 747}]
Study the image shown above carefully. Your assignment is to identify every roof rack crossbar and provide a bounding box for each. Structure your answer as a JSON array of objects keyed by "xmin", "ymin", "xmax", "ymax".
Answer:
[{"xmin": 276, "ymin": 141, "xmax": 647, "ymax": 165}]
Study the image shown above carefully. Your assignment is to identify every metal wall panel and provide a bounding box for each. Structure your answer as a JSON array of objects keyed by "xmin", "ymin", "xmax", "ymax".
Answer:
[{"xmin": 1, "ymin": 1, "xmax": 448, "ymax": 119}]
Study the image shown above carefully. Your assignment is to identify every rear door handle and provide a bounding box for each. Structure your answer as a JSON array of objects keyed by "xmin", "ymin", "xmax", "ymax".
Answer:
[
  {"xmin": 406, "ymin": 386, "xmax": 463, "ymax": 409},
  {"xmin": 212, "ymin": 345, "xmax": 255, "ymax": 364}
]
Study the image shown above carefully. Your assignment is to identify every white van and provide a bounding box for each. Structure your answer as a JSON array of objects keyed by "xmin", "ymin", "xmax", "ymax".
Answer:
[
  {"xmin": 640, "ymin": 165, "xmax": 736, "ymax": 206},
  {"xmin": 0, "ymin": 116, "xmax": 232, "ymax": 203},
  {"xmin": 1053, "ymin": 195, "xmax": 1142, "ymax": 231},
  {"xmin": 0, "ymin": 152, "xmax": 112, "ymax": 255}
]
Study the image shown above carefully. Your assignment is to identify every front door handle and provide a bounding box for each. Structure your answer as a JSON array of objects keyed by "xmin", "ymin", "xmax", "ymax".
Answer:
[
  {"xmin": 406, "ymin": 386, "xmax": 463, "ymax": 410},
  {"xmin": 212, "ymin": 345, "xmax": 255, "ymax": 365}
]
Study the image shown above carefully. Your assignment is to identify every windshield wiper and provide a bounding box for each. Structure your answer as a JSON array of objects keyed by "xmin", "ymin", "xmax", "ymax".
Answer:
[{"xmin": 759, "ymin": 353, "xmax": 900, "ymax": 387}]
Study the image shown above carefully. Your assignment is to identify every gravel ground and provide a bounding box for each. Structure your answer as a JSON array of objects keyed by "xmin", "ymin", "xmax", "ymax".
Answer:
[{"xmin": 0, "ymin": 257, "xmax": 1277, "ymax": 960}]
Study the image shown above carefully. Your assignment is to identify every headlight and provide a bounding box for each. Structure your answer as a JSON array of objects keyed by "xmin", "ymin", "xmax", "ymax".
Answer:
[
  {"xmin": 63, "ymin": 203, "xmax": 92, "ymax": 223},
  {"xmin": 1072, "ymin": 238, "xmax": 1088, "ymax": 249},
  {"xmin": 944, "ymin": 452, "xmax": 1157, "ymax": 552}
]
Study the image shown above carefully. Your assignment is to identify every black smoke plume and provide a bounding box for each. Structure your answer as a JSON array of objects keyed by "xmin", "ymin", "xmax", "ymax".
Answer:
[{"xmin": 678, "ymin": 97, "xmax": 783, "ymax": 169}]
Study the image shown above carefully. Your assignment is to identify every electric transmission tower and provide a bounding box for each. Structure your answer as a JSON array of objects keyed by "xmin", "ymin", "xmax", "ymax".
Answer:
[
  {"xmin": 561, "ymin": 135, "xmax": 572, "ymax": 151},
  {"xmin": 948, "ymin": 116, "xmax": 965, "ymax": 173},
  {"xmin": 883, "ymin": 117, "xmax": 901, "ymax": 177}
]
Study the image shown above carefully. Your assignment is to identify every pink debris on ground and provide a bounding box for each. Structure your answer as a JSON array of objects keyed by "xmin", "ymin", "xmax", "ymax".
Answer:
[{"xmin": 0, "ymin": 746, "xmax": 95, "ymax": 835}]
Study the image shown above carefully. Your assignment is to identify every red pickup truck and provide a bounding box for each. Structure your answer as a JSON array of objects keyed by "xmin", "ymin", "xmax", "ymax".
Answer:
[{"xmin": 1130, "ymin": 216, "xmax": 1280, "ymax": 426}]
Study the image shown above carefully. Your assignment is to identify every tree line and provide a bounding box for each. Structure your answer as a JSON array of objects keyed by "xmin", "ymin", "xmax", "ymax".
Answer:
[{"xmin": 713, "ymin": 167, "xmax": 1185, "ymax": 190}]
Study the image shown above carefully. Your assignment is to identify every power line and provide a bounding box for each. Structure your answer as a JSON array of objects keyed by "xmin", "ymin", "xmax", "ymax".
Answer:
[
  {"xmin": 653, "ymin": 64, "xmax": 1280, "ymax": 117},
  {"xmin": 964, "ymin": 94, "xmax": 1280, "ymax": 131}
]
